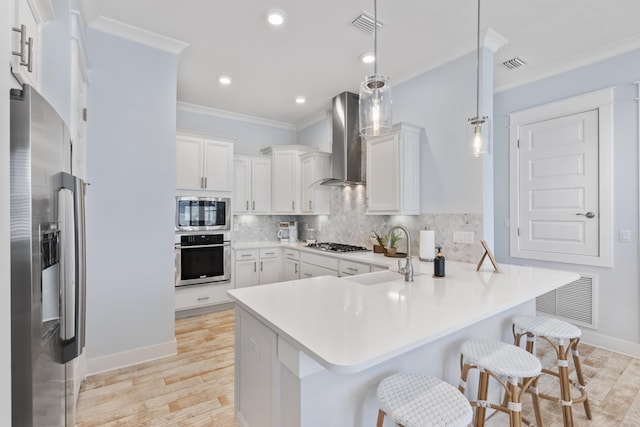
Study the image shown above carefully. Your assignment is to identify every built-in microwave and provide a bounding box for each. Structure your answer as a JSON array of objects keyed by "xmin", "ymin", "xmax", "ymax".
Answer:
[{"xmin": 175, "ymin": 196, "xmax": 231, "ymax": 231}]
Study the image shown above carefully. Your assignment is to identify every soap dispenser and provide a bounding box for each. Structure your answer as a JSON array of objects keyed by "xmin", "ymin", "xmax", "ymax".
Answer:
[{"xmin": 434, "ymin": 246, "xmax": 445, "ymax": 278}]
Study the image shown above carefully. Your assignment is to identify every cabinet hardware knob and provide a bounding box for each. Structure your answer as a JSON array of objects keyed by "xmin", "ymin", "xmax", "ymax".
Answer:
[{"xmin": 197, "ymin": 296, "xmax": 210, "ymax": 301}]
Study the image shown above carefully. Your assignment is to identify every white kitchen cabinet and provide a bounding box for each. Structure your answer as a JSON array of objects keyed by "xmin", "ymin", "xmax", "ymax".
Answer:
[
  {"xmin": 300, "ymin": 152, "xmax": 331, "ymax": 215},
  {"xmin": 235, "ymin": 249, "xmax": 260, "ymax": 288},
  {"xmin": 234, "ymin": 247, "xmax": 282, "ymax": 287},
  {"xmin": 338, "ymin": 259, "xmax": 372, "ymax": 277},
  {"xmin": 283, "ymin": 249, "xmax": 300, "ymax": 281},
  {"xmin": 366, "ymin": 123, "xmax": 422, "ymax": 215},
  {"xmin": 234, "ymin": 155, "xmax": 271, "ymax": 214},
  {"xmin": 11, "ymin": 0, "xmax": 54, "ymax": 89},
  {"xmin": 299, "ymin": 251, "xmax": 338, "ymax": 279},
  {"xmin": 261, "ymin": 145, "xmax": 318, "ymax": 214},
  {"xmin": 175, "ymin": 281, "xmax": 233, "ymax": 311},
  {"xmin": 237, "ymin": 307, "xmax": 278, "ymax": 427},
  {"xmin": 176, "ymin": 135, "xmax": 233, "ymax": 192}
]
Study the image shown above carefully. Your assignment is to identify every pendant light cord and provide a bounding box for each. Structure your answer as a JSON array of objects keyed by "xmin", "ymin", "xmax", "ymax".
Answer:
[
  {"xmin": 374, "ymin": 0, "xmax": 378, "ymax": 76},
  {"xmin": 475, "ymin": 0, "xmax": 481, "ymax": 118}
]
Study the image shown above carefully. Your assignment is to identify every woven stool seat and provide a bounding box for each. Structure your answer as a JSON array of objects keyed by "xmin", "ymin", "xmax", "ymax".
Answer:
[
  {"xmin": 459, "ymin": 340, "xmax": 543, "ymax": 427},
  {"xmin": 513, "ymin": 315, "xmax": 581, "ymax": 340},
  {"xmin": 461, "ymin": 339, "xmax": 541, "ymax": 378},
  {"xmin": 512, "ymin": 315, "xmax": 592, "ymax": 426},
  {"xmin": 376, "ymin": 373, "xmax": 472, "ymax": 427}
]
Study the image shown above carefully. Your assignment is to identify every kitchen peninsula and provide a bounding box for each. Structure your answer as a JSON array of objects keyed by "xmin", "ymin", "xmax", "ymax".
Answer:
[{"xmin": 227, "ymin": 260, "xmax": 579, "ymax": 427}]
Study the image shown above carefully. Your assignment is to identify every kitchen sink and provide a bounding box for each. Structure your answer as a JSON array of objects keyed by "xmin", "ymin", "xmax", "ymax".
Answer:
[{"xmin": 343, "ymin": 270, "xmax": 420, "ymax": 285}]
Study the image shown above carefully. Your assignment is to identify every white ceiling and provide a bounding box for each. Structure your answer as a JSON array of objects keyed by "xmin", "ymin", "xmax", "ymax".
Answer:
[{"xmin": 81, "ymin": 0, "xmax": 640, "ymax": 126}]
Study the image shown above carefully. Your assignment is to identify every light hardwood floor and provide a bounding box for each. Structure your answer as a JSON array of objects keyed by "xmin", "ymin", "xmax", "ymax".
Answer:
[
  {"xmin": 75, "ymin": 309, "xmax": 238, "ymax": 426},
  {"xmin": 76, "ymin": 308, "xmax": 639, "ymax": 426}
]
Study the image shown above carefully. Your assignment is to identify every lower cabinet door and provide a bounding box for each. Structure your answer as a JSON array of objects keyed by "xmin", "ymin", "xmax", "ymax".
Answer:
[
  {"xmin": 283, "ymin": 258, "xmax": 300, "ymax": 281},
  {"xmin": 259, "ymin": 257, "xmax": 282, "ymax": 285},
  {"xmin": 237, "ymin": 308, "xmax": 277, "ymax": 426},
  {"xmin": 236, "ymin": 260, "xmax": 260, "ymax": 288}
]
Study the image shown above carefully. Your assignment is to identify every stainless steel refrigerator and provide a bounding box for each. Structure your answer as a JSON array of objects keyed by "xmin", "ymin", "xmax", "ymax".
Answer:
[{"xmin": 10, "ymin": 85, "xmax": 87, "ymax": 426}]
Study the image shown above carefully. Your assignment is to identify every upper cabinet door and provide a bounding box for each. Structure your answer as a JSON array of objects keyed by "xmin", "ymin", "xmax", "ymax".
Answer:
[
  {"xmin": 176, "ymin": 135, "xmax": 234, "ymax": 192},
  {"xmin": 203, "ymin": 139, "xmax": 233, "ymax": 192},
  {"xmin": 251, "ymin": 158, "xmax": 271, "ymax": 214},
  {"xmin": 366, "ymin": 123, "xmax": 422, "ymax": 215},
  {"xmin": 11, "ymin": 0, "xmax": 54, "ymax": 89},
  {"xmin": 367, "ymin": 132, "xmax": 401, "ymax": 212},
  {"xmin": 271, "ymin": 151, "xmax": 299, "ymax": 214},
  {"xmin": 176, "ymin": 136, "xmax": 204, "ymax": 190},
  {"xmin": 234, "ymin": 157, "xmax": 251, "ymax": 214},
  {"xmin": 300, "ymin": 152, "xmax": 330, "ymax": 215}
]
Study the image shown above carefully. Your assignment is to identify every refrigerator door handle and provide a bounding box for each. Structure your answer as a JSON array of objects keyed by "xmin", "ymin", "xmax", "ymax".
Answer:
[{"xmin": 60, "ymin": 172, "xmax": 87, "ymax": 363}]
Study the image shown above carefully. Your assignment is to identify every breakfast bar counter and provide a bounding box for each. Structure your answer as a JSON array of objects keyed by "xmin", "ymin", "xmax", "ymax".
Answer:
[{"xmin": 227, "ymin": 261, "xmax": 579, "ymax": 427}]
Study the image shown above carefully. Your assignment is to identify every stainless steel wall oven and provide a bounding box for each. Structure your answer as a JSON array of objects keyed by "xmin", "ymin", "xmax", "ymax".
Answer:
[{"xmin": 175, "ymin": 231, "xmax": 231, "ymax": 287}]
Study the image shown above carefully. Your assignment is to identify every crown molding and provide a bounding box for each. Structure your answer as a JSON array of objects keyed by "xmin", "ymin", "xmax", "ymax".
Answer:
[
  {"xmin": 89, "ymin": 16, "xmax": 188, "ymax": 55},
  {"xmin": 177, "ymin": 101, "xmax": 297, "ymax": 131},
  {"xmin": 495, "ymin": 35, "xmax": 640, "ymax": 93},
  {"xmin": 296, "ymin": 110, "xmax": 330, "ymax": 131},
  {"xmin": 483, "ymin": 27, "xmax": 508, "ymax": 53}
]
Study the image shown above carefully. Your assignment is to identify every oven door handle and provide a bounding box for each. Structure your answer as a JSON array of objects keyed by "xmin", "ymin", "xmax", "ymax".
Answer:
[{"xmin": 176, "ymin": 243, "xmax": 230, "ymax": 250}]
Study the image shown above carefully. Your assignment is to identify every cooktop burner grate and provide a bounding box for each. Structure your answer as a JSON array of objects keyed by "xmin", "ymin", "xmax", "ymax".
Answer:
[{"xmin": 306, "ymin": 242, "xmax": 369, "ymax": 253}]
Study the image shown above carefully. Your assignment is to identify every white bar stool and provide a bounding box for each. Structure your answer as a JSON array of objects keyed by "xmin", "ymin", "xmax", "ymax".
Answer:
[
  {"xmin": 459, "ymin": 340, "xmax": 543, "ymax": 427},
  {"xmin": 376, "ymin": 373, "xmax": 473, "ymax": 427},
  {"xmin": 512, "ymin": 315, "xmax": 592, "ymax": 427}
]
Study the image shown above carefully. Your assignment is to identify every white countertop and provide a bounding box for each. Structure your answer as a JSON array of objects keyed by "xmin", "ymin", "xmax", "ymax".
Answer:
[{"xmin": 227, "ymin": 261, "xmax": 579, "ymax": 374}]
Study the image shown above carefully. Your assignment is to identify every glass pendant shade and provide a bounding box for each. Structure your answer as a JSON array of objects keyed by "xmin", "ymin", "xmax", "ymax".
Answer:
[
  {"xmin": 467, "ymin": 116, "xmax": 491, "ymax": 157},
  {"xmin": 359, "ymin": 73, "xmax": 392, "ymax": 137}
]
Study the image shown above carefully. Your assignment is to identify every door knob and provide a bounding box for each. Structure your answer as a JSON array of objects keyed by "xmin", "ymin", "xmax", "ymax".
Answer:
[{"xmin": 576, "ymin": 212, "xmax": 595, "ymax": 218}]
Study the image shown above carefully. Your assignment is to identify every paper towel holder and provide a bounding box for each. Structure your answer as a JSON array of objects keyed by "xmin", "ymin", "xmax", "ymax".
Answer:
[{"xmin": 476, "ymin": 239, "xmax": 500, "ymax": 273}]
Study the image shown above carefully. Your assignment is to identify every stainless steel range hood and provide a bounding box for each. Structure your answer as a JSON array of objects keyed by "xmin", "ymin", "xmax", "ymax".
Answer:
[{"xmin": 317, "ymin": 92, "xmax": 365, "ymax": 186}]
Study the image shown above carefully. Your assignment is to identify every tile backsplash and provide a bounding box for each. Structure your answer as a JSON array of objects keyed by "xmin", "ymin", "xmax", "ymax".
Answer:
[{"xmin": 234, "ymin": 186, "xmax": 483, "ymax": 263}]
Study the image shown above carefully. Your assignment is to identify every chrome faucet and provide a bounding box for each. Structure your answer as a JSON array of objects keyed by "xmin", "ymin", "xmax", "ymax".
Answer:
[{"xmin": 387, "ymin": 225, "xmax": 413, "ymax": 282}]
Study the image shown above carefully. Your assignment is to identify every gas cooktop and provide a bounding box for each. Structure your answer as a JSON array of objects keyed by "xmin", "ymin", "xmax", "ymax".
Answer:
[{"xmin": 305, "ymin": 242, "xmax": 369, "ymax": 253}]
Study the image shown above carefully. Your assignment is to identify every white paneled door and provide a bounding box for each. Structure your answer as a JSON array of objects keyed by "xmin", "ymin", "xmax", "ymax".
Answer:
[{"xmin": 515, "ymin": 110, "xmax": 599, "ymax": 257}]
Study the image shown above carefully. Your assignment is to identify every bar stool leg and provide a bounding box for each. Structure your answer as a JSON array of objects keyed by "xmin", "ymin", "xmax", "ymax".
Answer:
[
  {"xmin": 557, "ymin": 339, "xmax": 574, "ymax": 427},
  {"xmin": 474, "ymin": 369, "xmax": 490, "ymax": 427},
  {"xmin": 523, "ymin": 333, "xmax": 545, "ymax": 426},
  {"xmin": 376, "ymin": 409, "xmax": 385, "ymax": 427},
  {"xmin": 571, "ymin": 338, "xmax": 592, "ymax": 420},
  {"xmin": 507, "ymin": 378, "xmax": 523, "ymax": 427}
]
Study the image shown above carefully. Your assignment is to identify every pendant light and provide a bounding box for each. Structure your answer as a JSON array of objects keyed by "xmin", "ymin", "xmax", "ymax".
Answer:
[
  {"xmin": 468, "ymin": 0, "xmax": 491, "ymax": 156},
  {"xmin": 359, "ymin": 0, "xmax": 392, "ymax": 137}
]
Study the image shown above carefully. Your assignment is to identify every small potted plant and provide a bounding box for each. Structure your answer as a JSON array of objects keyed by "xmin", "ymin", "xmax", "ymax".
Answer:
[{"xmin": 386, "ymin": 231, "xmax": 402, "ymax": 256}]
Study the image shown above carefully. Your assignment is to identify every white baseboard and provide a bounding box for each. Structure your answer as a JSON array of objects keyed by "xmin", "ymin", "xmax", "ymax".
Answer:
[
  {"xmin": 86, "ymin": 338, "xmax": 177, "ymax": 376},
  {"xmin": 581, "ymin": 329, "xmax": 640, "ymax": 359}
]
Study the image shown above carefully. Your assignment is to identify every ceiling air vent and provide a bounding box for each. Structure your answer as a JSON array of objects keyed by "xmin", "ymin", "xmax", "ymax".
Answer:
[
  {"xmin": 502, "ymin": 56, "xmax": 528, "ymax": 70},
  {"xmin": 352, "ymin": 12, "xmax": 384, "ymax": 34}
]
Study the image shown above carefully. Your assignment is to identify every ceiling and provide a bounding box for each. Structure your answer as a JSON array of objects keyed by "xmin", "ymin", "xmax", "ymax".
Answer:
[{"xmin": 81, "ymin": 0, "xmax": 640, "ymax": 127}]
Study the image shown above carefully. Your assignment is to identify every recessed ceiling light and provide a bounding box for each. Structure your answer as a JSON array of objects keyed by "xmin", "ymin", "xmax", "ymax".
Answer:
[
  {"xmin": 266, "ymin": 9, "xmax": 286, "ymax": 26},
  {"xmin": 360, "ymin": 52, "xmax": 375, "ymax": 64},
  {"xmin": 295, "ymin": 96, "xmax": 306, "ymax": 104},
  {"xmin": 218, "ymin": 74, "xmax": 232, "ymax": 85}
]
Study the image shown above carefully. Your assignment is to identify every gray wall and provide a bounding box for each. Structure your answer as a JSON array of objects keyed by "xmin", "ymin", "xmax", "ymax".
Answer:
[
  {"xmin": 85, "ymin": 29, "xmax": 177, "ymax": 364},
  {"xmin": 493, "ymin": 49, "xmax": 640, "ymax": 348},
  {"xmin": 177, "ymin": 107, "xmax": 297, "ymax": 155}
]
